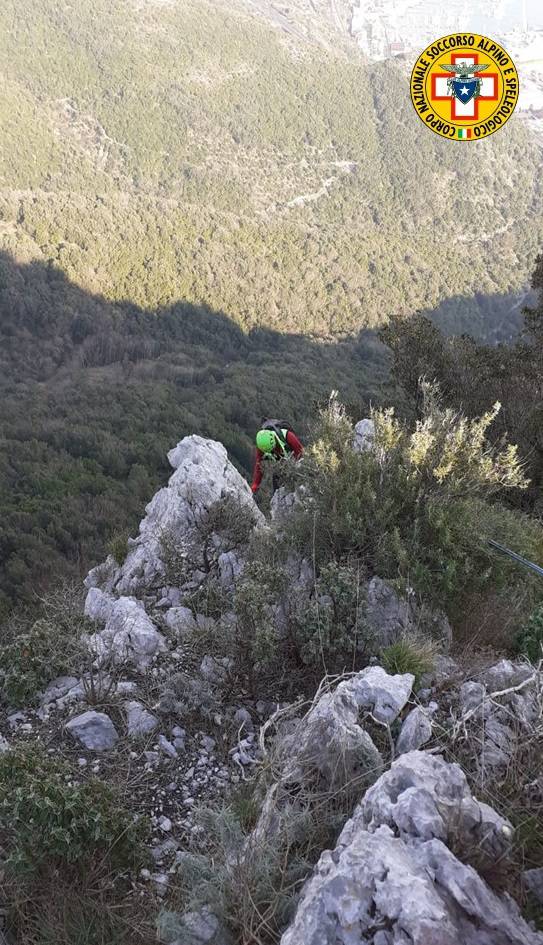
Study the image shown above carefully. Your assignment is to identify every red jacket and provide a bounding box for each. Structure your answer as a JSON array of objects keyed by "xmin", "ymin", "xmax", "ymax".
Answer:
[{"xmin": 251, "ymin": 430, "xmax": 303, "ymax": 492}]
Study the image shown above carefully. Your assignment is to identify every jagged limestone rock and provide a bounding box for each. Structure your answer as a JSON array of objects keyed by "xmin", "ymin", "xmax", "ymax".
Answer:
[
  {"xmin": 346, "ymin": 665, "xmax": 414, "ymax": 724},
  {"xmin": 250, "ymin": 670, "xmax": 386, "ymax": 852},
  {"xmin": 281, "ymin": 752, "xmax": 538, "ymax": 945},
  {"xmin": 86, "ymin": 595, "xmax": 166, "ymax": 670},
  {"xmin": 108, "ymin": 435, "xmax": 263, "ymax": 597},
  {"xmin": 524, "ymin": 869, "xmax": 543, "ymax": 905},
  {"xmin": 455, "ymin": 660, "xmax": 541, "ymax": 774},
  {"xmin": 163, "ymin": 606, "xmax": 198, "ymax": 635},
  {"xmin": 66, "ymin": 710, "xmax": 119, "ymax": 751},
  {"xmin": 160, "ymin": 907, "xmax": 233, "ymax": 945},
  {"xmin": 396, "ymin": 705, "xmax": 433, "ymax": 754},
  {"xmin": 40, "ymin": 676, "xmax": 81, "ymax": 704},
  {"xmin": 84, "ymin": 586, "xmax": 116, "ymax": 624}
]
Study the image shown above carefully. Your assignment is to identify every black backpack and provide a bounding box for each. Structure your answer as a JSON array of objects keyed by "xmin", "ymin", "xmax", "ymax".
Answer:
[{"xmin": 261, "ymin": 418, "xmax": 293, "ymax": 447}]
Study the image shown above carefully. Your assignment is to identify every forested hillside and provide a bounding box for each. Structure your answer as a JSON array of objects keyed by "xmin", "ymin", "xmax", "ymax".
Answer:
[{"xmin": 1, "ymin": 0, "xmax": 543, "ymax": 609}]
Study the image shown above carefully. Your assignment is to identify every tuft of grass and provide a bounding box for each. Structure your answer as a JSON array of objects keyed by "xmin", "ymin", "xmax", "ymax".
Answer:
[
  {"xmin": 381, "ymin": 637, "xmax": 436, "ymax": 690},
  {"xmin": 107, "ymin": 530, "xmax": 130, "ymax": 566}
]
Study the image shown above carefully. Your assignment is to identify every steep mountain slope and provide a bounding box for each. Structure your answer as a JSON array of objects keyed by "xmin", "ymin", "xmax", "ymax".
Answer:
[
  {"xmin": 1, "ymin": 0, "xmax": 542, "ymax": 336},
  {"xmin": 1, "ymin": 0, "xmax": 543, "ymax": 608}
]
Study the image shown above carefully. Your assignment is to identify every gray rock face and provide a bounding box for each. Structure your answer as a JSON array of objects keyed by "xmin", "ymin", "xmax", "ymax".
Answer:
[
  {"xmin": 217, "ymin": 549, "xmax": 245, "ymax": 590},
  {"xmin": 86, "ymin": 594, "xmax": 166, "ymax": 669},
  {"xmin": 396, "ymin": 705, "xmax": 433, "ymax": 754},
  {"xmin": 364, "ymin": 576, "xmax": 452, "ymax": 652},
  {"xmin": 125, "ymin": 701, "xmax": 159, "ymax": 737},
  {"xmin": 456, "ymin": 660, "xmax": 541, "ymax": 774},
  {"xmin": 281, "ymin": 672, "xmax": 387, "ymax": 790},
  {"xmin": 353, "ymin": 417, "xmax": 376, "ymax": 452},
  {"xmin": 250, "ymin": 670, "xmax": 385, "ymax": 852},
  {"xmin": 480, "ymin": 659, "xmax": 533, "ymax": 692},
  {"xmin": 66, "ymin": 710, "xmax": 119, "ymax": 751},
  {"xmin": 281, "ymin": 752, "xmax": 539, "ymax": 945},
  {"xmin": 111, "ymin": 436, "xmax": 263, "ymax": 597}
]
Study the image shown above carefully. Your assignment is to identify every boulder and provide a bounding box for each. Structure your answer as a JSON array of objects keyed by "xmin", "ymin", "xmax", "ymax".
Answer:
[
  {"xmin": 250, "ymin": 670, "xmax": 384, "ymax": 851},
  {"xmin": 217, "ymin": 550, "xmax": 245, "ymax": 590},
  {"xmin": 281, "ymin": 752, "xmax": 538, "ymax": 945},
  {"xmin": 480, "ymin": 659, "xmax": 533, "ymax": 692},
  {"xmin": 280, "ymin": 673, "xmax": 385, "ymax": 790},
  {"xmin": 163, "ymin": 606, "xmax": 197, "ymax": 636},
  {"xmin": 125, "ymin": 701, "xmax": 159, "ymax": 737},
  {"xmin": 108, "ymin": 436, "xmax": 263, "ymax": 597},
  {"xmin": 87, "ymin": 596, "xmax": 166, "ymax": 669},
  {"xmin": 396, "ymin": 706, "xmax": 433, "ymax": 754},
  {"xmin": 84, "ymin": 586, "xmax": 115, "ymax": 624},
  {"xmin": 66, "ymin": 710, "xmax": 119, "ymax": 751},
  {"xmin": 347, "ymin": 665, "xmax": 414, "ymax": 724},
  {"xmin": 84, "ymin": 554, "xmax": 118, "ymax": 593},
  {"xmin": 353, "ymin": 417, "xmax": 375, "ymax": 452},
  {"xmin": 161, "ymin": 907, "xmax": 233, "ymax": 945}
]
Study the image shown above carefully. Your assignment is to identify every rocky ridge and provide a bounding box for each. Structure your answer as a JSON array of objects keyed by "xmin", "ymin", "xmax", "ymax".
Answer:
[{"xmin": 1, "ymin": 429, "xmax": 542, "ymax": 943}]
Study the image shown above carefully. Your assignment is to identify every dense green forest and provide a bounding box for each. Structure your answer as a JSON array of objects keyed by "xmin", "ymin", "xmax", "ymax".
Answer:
[
  {"xmin": 0, "ymin": 251, "xmax": 391, "ymax": 614},
  {"xmin": 1, "ymin": 0, "xmax": 543, "ymax": 610},
  {"xmin": 1, "ymin": 0, "xmax": 542, "ymax": 336}
]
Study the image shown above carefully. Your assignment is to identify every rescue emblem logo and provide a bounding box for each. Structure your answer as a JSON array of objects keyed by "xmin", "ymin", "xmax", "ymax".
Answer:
[{"xmin": 410, "ymin": 33, "xmax": 519, "ymax": 141}]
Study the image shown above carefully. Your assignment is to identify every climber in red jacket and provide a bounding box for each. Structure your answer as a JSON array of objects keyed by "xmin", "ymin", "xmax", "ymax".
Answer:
[{"xmin": 251, "ymin": 419, "xmax": 304, "ymax": 494}]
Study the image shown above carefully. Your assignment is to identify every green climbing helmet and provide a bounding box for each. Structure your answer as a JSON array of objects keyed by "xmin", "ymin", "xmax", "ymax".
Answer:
[{"xmin": 256, "ymin": 429, "xmax": 276, "ymax": 453}]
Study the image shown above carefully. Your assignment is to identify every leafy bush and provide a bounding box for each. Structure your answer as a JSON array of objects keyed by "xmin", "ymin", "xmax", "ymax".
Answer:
[
  {"xmin": 515, "ymin": 605, "xmax": 543, "ymax": 663},
  {"xmin": 287, "ymin": 389, "xmax": 535, "ymax": 612},
  {"xmin": 0, "ymin": 746, "xmax": 148, "ymax": 876},
  {"xmin": 381, "ymin": 638, "xmax": 435, "ymax": 690}
]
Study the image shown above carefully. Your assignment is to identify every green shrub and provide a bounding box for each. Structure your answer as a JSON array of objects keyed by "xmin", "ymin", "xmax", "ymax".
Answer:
[
  {"xmin": 291, "ymin": 562, "xmax": 368, "ymax": 674},
  {"xmin": 381, "ymin": 638, "xmax": 435, "ymax": 690},
  {"xmin": 287, "ymin": 389, "xmax": 535, "ymax": 612},
  {"xmin": 0, "ymin": 746, "xmax": 148, "ymax": 876},
  {"xmin": 515, "ymin": 605, "xmax": 543, "ymax": 663}
]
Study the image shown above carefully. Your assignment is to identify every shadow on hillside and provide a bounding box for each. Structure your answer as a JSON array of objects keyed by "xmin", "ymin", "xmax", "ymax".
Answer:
[
  {"xmin": 0, "ymin": 250, "xmax": 392, "ymax": 607},
  {"xmin": 420, "ymin": 289, "xmax": 535, "ymax": 343},
  {"xmin": 0, "ymin": 249, "xmax": 530, "ymax": 608}
]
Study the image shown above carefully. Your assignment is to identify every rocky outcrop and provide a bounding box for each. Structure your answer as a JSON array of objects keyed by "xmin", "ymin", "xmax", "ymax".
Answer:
[
  {"xmin": 281, "ymin": 751, "xmax": 542, "ymax": 945},
  {"xmin": 85, "ymin": 593, "xmax": 166, "ymax": 669},
  {"xmin": 82, "ymin": 436, "xmax": 264, "ymax": 669},
  {"xmin": 454, "ymin": 658, "xmax": 541, "ymax": 774},
  {"xmin": 249, "ymin": 668, "xmax": 415, "ymax": 853},
  {"xmin": 110, "ymin": 435, "xmax": 263, "ymax": 598},
  {"xmin": 396, "ymin": 704, "xmax": 436, "ymax": 754}
]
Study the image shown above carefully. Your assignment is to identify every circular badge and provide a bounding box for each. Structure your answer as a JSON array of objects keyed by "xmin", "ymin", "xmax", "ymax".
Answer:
[{"xmin": 410, "ymin": 33, "xmax": 519, "ymax": 141}]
